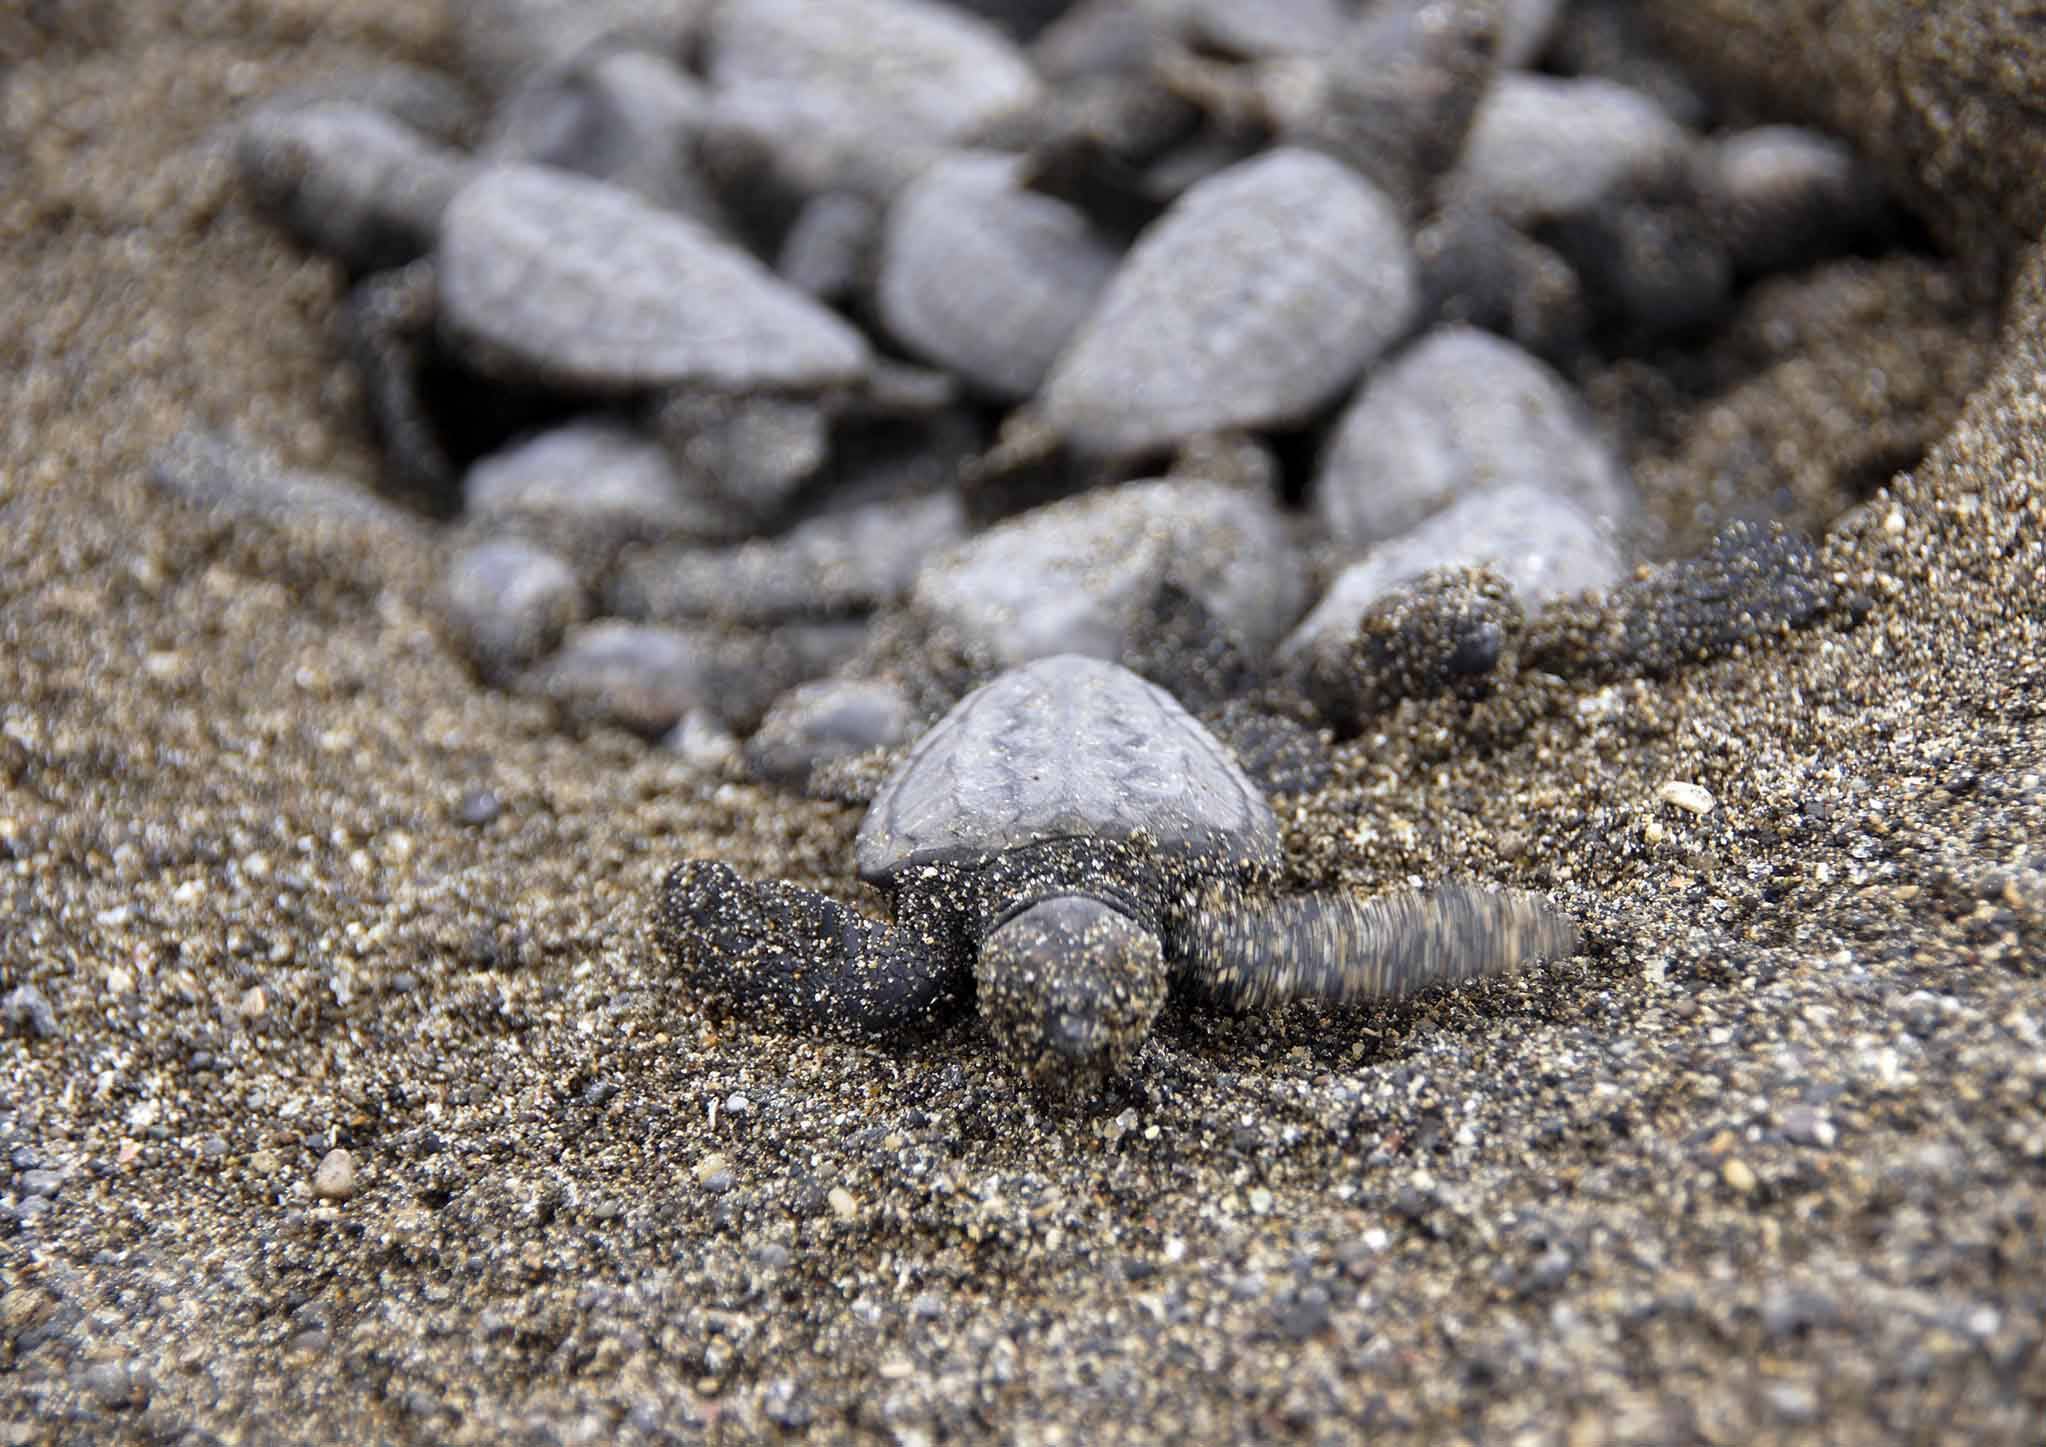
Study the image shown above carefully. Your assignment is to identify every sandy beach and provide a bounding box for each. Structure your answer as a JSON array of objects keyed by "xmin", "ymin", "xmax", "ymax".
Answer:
[{"xmin": 3, "ymin": 4, "xmax": 2044, "ymax": 1442}]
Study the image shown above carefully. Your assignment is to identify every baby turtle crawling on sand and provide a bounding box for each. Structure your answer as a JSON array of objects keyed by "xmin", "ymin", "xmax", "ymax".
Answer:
[{"xmin": 658, "ymin": 655, "xmax": 1576, "ymax": 1088}]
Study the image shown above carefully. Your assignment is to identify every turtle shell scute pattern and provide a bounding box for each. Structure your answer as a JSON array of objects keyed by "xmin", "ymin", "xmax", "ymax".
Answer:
[
  {"xmin": 855, "ymin": 655, "xmax": 1280, "ymax": 883},
  {"xmin": 1039, "ymin": 147, "xmax": 1417, "ymax": 457},
  {"xmin": 438, "ymin": 163, "xmax": 871, "ymax": 393}
]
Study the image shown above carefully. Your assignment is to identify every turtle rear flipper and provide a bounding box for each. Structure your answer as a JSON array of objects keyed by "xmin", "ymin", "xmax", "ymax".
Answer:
[
  {"xmin": 1180, "ymin": 883, "xmax": 1577, "ymax": 1012},
  {"xmin": 656, "ymin": 860, "xmax": 961, "ymax": 1037}
]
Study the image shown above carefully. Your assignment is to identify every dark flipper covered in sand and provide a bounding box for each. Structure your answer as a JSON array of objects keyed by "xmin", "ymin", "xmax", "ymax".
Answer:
[{"xmin": 657, "ymin": 859, "xmax": 963, "ymax": 1036}]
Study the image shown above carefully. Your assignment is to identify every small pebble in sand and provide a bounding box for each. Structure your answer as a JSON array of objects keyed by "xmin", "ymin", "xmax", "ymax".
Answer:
[
  {"xmin": 312, "ymin": 1147, "xmax": 357, "ymax": 1202},
  {"xmin": 19, "ymin": 1169, "xmax": 63, "ymax": 1199},
  {"xmin": 1720, "ymin": 1157, "xmax": 1759, "ymax": 1195},
  {"xmin": 78, "ymin": 1358, "xmax": 148, "ymax": 1409},
  {"xmin": 1765, "ymin": 1381, "xmax": 1822, "ymax": 1423},
  {"xmin": 2, "ymin": 984, "xmax": 60, "ymax": 1040},
  {"xmin": 1658, "ymin": 780, "xmax": 1716, "ymax": 816},
  {"xmin": 1780, "ymin": 1105, "xmax": 1838, "ymax": 1148}
]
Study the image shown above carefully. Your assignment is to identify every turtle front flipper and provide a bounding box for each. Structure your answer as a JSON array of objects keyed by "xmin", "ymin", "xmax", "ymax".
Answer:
[
  {"xmin": 1178, "ymin": 883, "xmax": 1578, "ymax": 1012},
  {"xmin": 656, "ymin": 860, "xmax": 963, "ymax": 1038}
]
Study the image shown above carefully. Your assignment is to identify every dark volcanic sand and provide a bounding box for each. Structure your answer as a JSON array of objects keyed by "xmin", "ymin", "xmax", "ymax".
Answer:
[{"xmin": 3, "ymin": 4, "xmax": 2044, "ymax": 1443}]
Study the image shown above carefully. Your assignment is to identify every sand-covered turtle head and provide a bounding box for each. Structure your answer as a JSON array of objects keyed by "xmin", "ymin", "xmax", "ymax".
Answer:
[{"xmin": 973, "ymin": 894, "xmax": 1168, "ymax": 1089}]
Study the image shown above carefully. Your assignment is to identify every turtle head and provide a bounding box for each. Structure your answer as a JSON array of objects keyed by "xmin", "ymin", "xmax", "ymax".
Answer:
[{"xmin": 974, "ymin": 895, "xmax": 1168, "ymax": 1090}]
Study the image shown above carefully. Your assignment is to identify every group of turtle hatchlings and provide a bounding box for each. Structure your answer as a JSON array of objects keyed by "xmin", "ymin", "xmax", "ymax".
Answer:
[{"xmin": 209, "ymin": 0, "xmax": 1900, "ymax": 1084}]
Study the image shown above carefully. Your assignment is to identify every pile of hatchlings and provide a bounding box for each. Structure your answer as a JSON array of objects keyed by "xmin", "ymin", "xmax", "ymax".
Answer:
[{"xmin": 224, "ymin": 0, "xmax": 1892, "ymax": 786}]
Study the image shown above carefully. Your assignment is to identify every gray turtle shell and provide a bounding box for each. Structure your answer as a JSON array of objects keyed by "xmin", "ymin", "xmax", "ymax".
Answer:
[
  {"xmin": 855, "ymin": 655, "xmax": 1280, "ymax": 884},
  {"xmin": 438, "ymin": 163, "xmax": 871, "ymax": 393},
  {"xmin": 1039, "ymin": 147, "xmax": 1417, "ymax": 458},
  {"xmin": 877, "ymin": 150, "xmax": 1119, "ymax": 401}
]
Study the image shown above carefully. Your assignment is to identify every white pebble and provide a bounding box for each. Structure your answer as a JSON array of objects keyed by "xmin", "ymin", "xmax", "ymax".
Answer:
[
  {"xmin": 312, "ymin": 1147, "xmax": 356, "ymax": 1202},
  {"xmin": 1658, "ymin": 780, "xmax": 1716, "ymax": 816}
]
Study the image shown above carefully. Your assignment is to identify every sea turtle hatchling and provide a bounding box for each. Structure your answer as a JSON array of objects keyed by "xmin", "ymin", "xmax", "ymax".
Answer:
[{"xmin": 658, "ymin": 654, "xmax": 1577, "ymax": 1089}]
